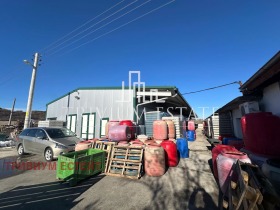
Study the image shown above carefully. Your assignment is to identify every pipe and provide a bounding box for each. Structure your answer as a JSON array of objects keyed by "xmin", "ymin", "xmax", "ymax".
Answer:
[{"xmin": 135, "ymin": 93, "xmax": 178, "ymax": 124}]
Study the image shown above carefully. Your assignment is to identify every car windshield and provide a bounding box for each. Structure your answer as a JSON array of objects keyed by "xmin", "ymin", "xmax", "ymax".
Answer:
[{"xmin": 45, "ymin": 128, "xmax": 76, "ymax": 138}]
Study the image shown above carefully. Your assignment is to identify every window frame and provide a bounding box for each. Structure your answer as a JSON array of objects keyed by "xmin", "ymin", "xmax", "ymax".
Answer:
[
  {"xmin": 100, "ymin": 117, "xmax": 109, "ymax": 138},
  {"xmin": 66, "ymin": 114, "xmax": 77, "ymax": 133},
  {"xmin": 81, "ymin": 113, "xmax": 96, "ymax": 140}
]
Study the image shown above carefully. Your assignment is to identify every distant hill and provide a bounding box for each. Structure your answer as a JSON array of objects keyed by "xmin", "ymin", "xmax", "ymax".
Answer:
[{"xmin": 0, "ymin": 108, "xmax": 46, "ymax": 121}]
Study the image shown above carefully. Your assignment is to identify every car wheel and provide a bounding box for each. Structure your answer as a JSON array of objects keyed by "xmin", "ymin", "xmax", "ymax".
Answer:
[
  {"xmin": 18, "ymin": 144, "xmax": 25, "ymax": 156},
  {"xmin": 44, "ymin": 148, "xmax": 53, "ymax": 162}
]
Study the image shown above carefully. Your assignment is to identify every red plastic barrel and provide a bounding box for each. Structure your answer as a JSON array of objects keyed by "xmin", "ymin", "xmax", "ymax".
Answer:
[
  {"xmin": 160, "ymin": 140, "xmax": 178, "ymax": 167},
  {"xmin": 228, "ymin": 140, "xmax": 244, "ymax": 150},
  {"xmin": 165, "ymin": 120, "xmax": 175, "ymax": 139},
  {"xmin": 120, "ymin": 120, "xmax": 135, "ymax": 139},
  {"xmin": 241, "ymin": 112, "xmax": 280, "ymax": 156},
  {"xmin": 153, "ymin": 120, "xmax": 168, "ymax": 140},
  {"xmin": 217, "ymin": 152, "xmax": 251, "ymax": 193},
  {"xmin": 106, "ymin": 120, "xmax": 119, "ymax": 138},
  {"xmin": 188, "ymin": 120, "xmax": 195, "ymax": 131},
  {"xmin": 212, "ymin": 145, "xmax": 238, "ymax": 178},
  {"xmin": 108, "ymin": 125, "xmax": 131, "ymax": 141},
  {"xmin": 75, "ymin": 141, "xmax": 92, "ymax": 151},
  {"xmin": 144, "ymin": 144, "xmax": 166, "ymax": 177}
]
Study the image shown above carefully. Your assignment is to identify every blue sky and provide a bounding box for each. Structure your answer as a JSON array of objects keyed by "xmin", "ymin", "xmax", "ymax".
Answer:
[{"xmin": 0, "ymin": 0, "xmax": 280, "ymax": 118}]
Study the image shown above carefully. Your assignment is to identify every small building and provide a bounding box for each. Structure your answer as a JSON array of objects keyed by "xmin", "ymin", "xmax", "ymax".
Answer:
[
  {"xmin": 207, "ymin": 51, "xmax": 280, "ymax": 139},
  {"xmin": 46, "ymin": 86, "xmax": 196, "ymax": 139}
]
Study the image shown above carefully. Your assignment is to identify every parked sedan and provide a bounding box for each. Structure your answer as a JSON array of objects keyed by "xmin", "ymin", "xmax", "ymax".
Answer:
[{"xmin": 16, "ymin": 127, "xmax": 82, "ymax": 161}]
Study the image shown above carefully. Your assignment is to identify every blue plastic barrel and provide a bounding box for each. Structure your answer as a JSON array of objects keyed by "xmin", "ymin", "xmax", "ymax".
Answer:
[
  {"xmin": 183, "ymin": 131, "xmax": 187, "ymax": 138},
  {"xmin": 187, "ymin": 130, "xmax": 195, "ymax": 141},
  {"xmin": 176, "ymin": 138, "xmax": 189, "ymax": 158},
  {"xmin": 223, "ymin": 137, "xmax": 242, "ymax": 145}
]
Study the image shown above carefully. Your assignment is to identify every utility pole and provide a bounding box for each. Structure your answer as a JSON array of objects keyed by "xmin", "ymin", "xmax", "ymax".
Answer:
[
  {"xmin": 23, "ymin": 52, "xmax": 40, "ymax": 129},
  {"xmin": 8, "ymin": 98, "xmax": 16, "ymax": 126}
]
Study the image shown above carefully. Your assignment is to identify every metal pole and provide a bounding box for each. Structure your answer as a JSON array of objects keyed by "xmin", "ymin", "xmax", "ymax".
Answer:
[
  {"xmin": 8, "ymin": 98, "xmax": 16, "ymax": 126},
  {"xmin": 24, "ymin": 53, "xmax": 40, "ymax": 129}
]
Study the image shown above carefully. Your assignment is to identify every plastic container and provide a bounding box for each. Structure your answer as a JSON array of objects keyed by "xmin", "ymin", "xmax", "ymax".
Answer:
[
  {"xmin": 165, "ymin": 120, "xmax": 175, "ymax": 139},
  {"xmin": 249, "ymin": 153, "xmax": 269, "ymax": 167},
  {"xmin": 262, "ymin": 159, "xmax": 280, "ymax": 193},
  {"xmin": 144, "ymin": 144, "xmax": 165, "ymax": 176},
  {"xmin": 109, "ymin": 125, "xmax": 131, "ymax": 142},
  {"xmin": 228, "ymin": 140, "xmax": 244, "ymax": 150},
  {"xmin": 119, "ymin": 120, "xmax": 135, "ymax": 139},
  {"xmin": 75, "ymin": 141, "xmax": 92, "ymax": 151},
  {"xmin": 160, "ymin": 140, "xmax": 178, "ymax": 167},
  {"xmin": 176, "ymin": 138, "xmax": 189, "ymax": 158},
  {"xmin": 218, "ymin": 135, "xmax": 232, "ymax": 141},
  {"xmin": 56, "ymin": 149, "xmax": 105, "ymax": 186},
  {"xmin": 223, "ymin": 137, "xmax": 242, "ymax": 145},
  {"xmin": 137, "ymin": 135, "xmax": 148, "ymax": 142},
  {"xmin": 188, "ymin": 120, "xmax": 195, "ymax": 131},
  {"xmin": 212, "ymin": 145, "xmax": 238, "ymax": 178},
  {"xmin": 118, "ymin": 141, "xmax": 129, "ymax": 146},
  {"xmin": 153, "ymin": 120, "xmax": 168, "ymax": 140},
  {"xmin": 130, "ymin": 140, "xmax": 144, "ymax": 146},
  {"xmin": 241, "ymin": 112, "xmax": 280, "ymax": 156},
  {"xmin": 217, "ymin": 152, "xmax": 251, "ymax": 193},
  {"xmin": 105, "ymin": 120, "xmax": 120, "ymax": 138},
  {"xmin": 187, "ymin": 130, "xmax": 195, "ymax": 141}
]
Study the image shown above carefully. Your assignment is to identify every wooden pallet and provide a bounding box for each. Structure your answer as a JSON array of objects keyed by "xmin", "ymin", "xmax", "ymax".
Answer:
[
  {"xmin": 223, "ymin": 161, "xmax": 279, "ymax": 210},
  {"xmin": 92, "ymin": 141, "xmax": 116, "ymax": 173},
  {"xmin": 106, "ymin": 145, "xmax": 144, "ymax": 179}
]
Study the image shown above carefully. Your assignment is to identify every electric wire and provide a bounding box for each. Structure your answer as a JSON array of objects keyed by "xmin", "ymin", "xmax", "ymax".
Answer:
[
  {"xmin": 45, "ymin": 0, "xmax": 139, "ymax": 55},
  {"xmin": 181, "ymin": 81, "xmax": 240, "ymax": 95},
  {"xmin": 40, "ymin": 0, "xmax": 126, "ymax": 54},
  {"xmin": 58, "ymin": 0, "xmax": 176, "ymax": 56},
  {"xmin": 48, "ymin": 0, "xmax": 152, "ymax": 56}
]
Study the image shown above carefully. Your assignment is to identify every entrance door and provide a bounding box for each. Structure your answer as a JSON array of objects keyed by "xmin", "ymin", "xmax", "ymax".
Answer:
[{"xmin": 81, "ymin": 113, "xmax": 95, "ymax": 140}]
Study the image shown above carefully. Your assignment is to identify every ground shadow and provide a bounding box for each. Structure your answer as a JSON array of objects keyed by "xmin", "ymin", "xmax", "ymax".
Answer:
[
  {"xmin": 188, "ymin": 187, "xmax": 217, "ymax": 210},
  {"xmin": 0, "ymin": 174, "xmax": 105, "ymax": 210}
]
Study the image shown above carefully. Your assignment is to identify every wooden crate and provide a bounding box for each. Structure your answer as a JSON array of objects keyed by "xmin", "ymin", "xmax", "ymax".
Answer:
[
  {"xmin": 92, "ymin": 141, "xmax": 116, "ymax": 173},
  {"xmin": 106, "ymin": 145, "xmax": 144, "ymax": 179}
]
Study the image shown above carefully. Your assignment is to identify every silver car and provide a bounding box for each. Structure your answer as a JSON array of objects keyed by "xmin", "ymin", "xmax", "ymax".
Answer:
[{"xmin": 16, "ymin": 127, "xmax": 81, "ymax": 161}]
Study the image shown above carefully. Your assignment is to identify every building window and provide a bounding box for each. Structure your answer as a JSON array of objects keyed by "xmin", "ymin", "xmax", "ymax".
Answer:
[
  {"xmin": 67, "ymin": 114, "xmax": 77, "ymax": 133},
  {"xmin": 81, "ymin": 113, "xmax": 96, "ymax": 140},
  {"xmin": 100, "ymin": 118, "xmax": 109, "ymax": 138},
  {"xmin": 47, "ymin": 117, "xmax": 57, "ymax": 120}
]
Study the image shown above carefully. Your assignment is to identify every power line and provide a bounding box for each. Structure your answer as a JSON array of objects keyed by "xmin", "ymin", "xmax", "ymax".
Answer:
[
  {"xmin": 181, "ymin": 81, "xmax": 241, "ymax": 95},
  {"xmin": 45, "ymin": 0, "xmax": 138, "ymax": 55},
  {"xmin": 40, "ymin": 0, "xmax": 126, "ymax": 54},
  {"xmin": 59, "ymin": 0, "xmax": 176, "ymax": 56},
  {"xmin": 48, "ymin": 0, "xmax": 152, "ymax": 56}
]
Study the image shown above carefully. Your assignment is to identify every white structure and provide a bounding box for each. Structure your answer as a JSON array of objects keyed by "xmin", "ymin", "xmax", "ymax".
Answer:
[
  {"xmin": 46, "ymin": 86, "xmax": 195, "ymax": 139},
  {"xmin": 210, "ymin": 51, "xmax": 280, "ymax": 139}
]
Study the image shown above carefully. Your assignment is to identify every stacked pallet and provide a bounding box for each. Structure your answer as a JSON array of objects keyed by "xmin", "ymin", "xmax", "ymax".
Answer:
[
  {"xmin": 210, "ymin": 113, "xmax": 233, "ymax": 139},
  {"xmin": 106, "ymin": 145, "xmax": 144, "ymax": 179}
]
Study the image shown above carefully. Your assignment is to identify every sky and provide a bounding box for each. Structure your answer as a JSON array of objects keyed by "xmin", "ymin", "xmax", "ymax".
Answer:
[{"xmin": 0, "ymin": 0, "xmax": 280, "ymax": 118}]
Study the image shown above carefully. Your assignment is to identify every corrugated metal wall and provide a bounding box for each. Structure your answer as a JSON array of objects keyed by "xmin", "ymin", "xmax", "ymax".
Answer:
[{"xmin": 46, "ymin": 89, "xmax": 134, "ymax": 138}]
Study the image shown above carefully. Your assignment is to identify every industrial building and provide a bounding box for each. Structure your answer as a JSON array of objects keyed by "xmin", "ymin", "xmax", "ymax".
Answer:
[{"xmin": 46, "ymin": 86, "xmax": 196, "ymax": 139}]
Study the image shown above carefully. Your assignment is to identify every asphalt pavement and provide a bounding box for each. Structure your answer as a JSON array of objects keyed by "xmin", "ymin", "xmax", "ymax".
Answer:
[{"xmin": 0, "ymin": 128, "xmax": 220, "ymax": 210}]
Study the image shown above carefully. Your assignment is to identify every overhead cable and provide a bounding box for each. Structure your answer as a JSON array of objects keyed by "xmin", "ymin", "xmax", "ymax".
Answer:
[
  {"xmin": 181, "ymin": 81, "xmax": 241, "ymax": 95},
  {"xmin": 41, "ymin": 0, "xmax": 127, "ymax": 54}
]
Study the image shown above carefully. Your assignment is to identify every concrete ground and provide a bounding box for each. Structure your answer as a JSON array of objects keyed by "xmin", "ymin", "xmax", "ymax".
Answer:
[{"xmin": 0, "ymin": 128, "xmax": 220, "ymax": 210}]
